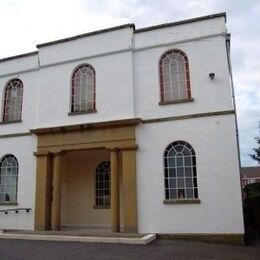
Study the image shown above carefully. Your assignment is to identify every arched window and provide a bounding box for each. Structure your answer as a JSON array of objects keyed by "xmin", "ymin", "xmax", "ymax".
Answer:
[
  {"xmin": 164, "ymin": 141, "xmax": 198, "ymax": 200},
  {"xmin": 2, "ymin": 79, "xmax": 23, "ymax": 122},
  {"xmin": 159, "ymin": 49, "xmax": 191, "ymax": 102},
  {"xmin": 71, "ymin": 64, "xmax": 96, "ymax": 113},
  {"xmin": 0, "ymin": 154, "xmax": 18, "ymax": 202},
  {"xmin": 95, "ymin": 161, "xmax": 110, "ymax": 207}
]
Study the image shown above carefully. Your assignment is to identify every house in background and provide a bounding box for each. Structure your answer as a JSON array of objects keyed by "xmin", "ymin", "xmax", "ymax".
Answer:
[
  {"xmin": 241, "ymin": 166, "xmax": 260, "ymax": 189},
  {"xmin": 0, "ymin": 13, "xmax": 244, "ymax": 244}
]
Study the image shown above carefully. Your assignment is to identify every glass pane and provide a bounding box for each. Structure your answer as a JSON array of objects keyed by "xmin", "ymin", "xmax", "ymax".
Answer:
[
  {"xmin": 185, "ymin": 167, "xmax": 193, "ymax": 177},
  {"xmin": 177, "ymin": 178, "xmax": 184, "ymax": 188},
  {"xmin": 176, "ymin": 156, "xmax": 184, "ymax": 167},
  {"xmin": 169, "ymin": 168, "xmax": 176, "ymax": 178},
  {"xmin": 169, "ymin": 178, "xmax": 176, "ymax": 189},
  {"xmin": 104, "ymin": 182, "xmax": 109, "ymax": 190},
  {"xmin": 186, "ymin": 189, "xmax": 194, "ymax": 198},
  {"xmin": 177, "ymin": 189, "xmax": 185, "ymax": 199},
  {"xmin": 174, "ymin": 145, "xmax": 183, "ymax": 153},
  {"xmin": 168, "ymin": 148, "xmax": 176, "ymax": 157},
  {"xmin": 168, "ymin": 158, "xmax": 175, "ymax": 167},
  {"xmin": 184, "ymin": 156, "xmax": 192, "ymax": 166},
  {"xmin": 177, "ymin": 168, "xmax": 184, "ymax": 177},
  {"xmin": 185, "ymin": 178, "xmax": 193, "ymax": 188},
  {"xmin": 169, "ymin": 189, "xmax": 177, "ymax": 199}
]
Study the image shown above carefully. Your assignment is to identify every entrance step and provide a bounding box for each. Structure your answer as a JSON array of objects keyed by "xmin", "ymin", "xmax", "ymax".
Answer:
[{"xmin": 0, "ymin": 230, "xmax": 156, "ymax": 245}]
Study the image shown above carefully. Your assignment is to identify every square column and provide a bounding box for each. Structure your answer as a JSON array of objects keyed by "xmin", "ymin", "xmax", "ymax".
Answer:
[
  {"xmin": 121, "ymin": 147, "xmax": 138, "ymax": 233},
  {"xmin": 51, "ymin": 152, "xmax": 63, "ymax": 230},
  {"xmin": 110, "ymin": 148, "xmax": 120, "ymax": 232},
  {"xmin": 34, "ymin": 152, "xmax": 52, "ymax": 231}
]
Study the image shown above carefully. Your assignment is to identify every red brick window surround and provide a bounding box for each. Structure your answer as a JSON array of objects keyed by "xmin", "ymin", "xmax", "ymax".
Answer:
[
  {"xmin": 159, "ymin": 49, "xmax": 191, "ymax": 103},
  {"xmin": 71, "ymin": 64, "xmax": 96, "ymax": 113},
  {"xmin": 2, "ymin": 79, "xmax": 23, "ymax": 123}
]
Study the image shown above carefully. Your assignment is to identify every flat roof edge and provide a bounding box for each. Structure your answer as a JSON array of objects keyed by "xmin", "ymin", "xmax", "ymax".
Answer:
[
  {"xmin": 135, "ymin": 12, "xmax": 226, "ymax": 33},
  {"xmin": 37, "ymin": 23, "xmax": 135, "ymax": 48},
  {"xmin": 0, "ymin": 51, "xmax": 38, "ymax": 63},
  {"xmin": 0, "ymin": 13, "xmax": 226, "ymax": 62}
]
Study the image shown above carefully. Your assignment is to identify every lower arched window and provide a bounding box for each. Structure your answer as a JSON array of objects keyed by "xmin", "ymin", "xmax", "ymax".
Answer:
[
  {"xmin": 164, "ymin": 141, "xmax": 198, "ymax": 200},
  {"xmin": 95, "ymin": 161, "xmax": 110, "ymax": 207},
  {"xmin": 0, "ymin": 154, "xmax": 18, "ymax": 202}
]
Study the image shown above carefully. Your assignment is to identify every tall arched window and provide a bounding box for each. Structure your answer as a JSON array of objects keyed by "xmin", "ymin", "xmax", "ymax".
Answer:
[
  {"xmin": 95, "ymin": 161, "xmax": 110, "ymax": 207},
  {"xmin": 2, "ymin": 79, "xmax": 23, "ymax": 122},
  {"xmin": 0, "ymin": 154, "xmax": 18, "ymax": 202},
  {"xmin": 71, "ymin": 64, "xmax": 96, "ymax": 113},
  {"xmin": 164, "ymin": 141, "xmax": 198, "ymax": 200},
  {"xmin": 159, "ymin": 49, "xmax": 191, "ymax": 103}
]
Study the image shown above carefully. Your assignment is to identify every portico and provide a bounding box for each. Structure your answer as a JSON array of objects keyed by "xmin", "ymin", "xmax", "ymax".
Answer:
[{"xmin": 32, "ymin": 118, "xmax": 140, "ymax": 233}]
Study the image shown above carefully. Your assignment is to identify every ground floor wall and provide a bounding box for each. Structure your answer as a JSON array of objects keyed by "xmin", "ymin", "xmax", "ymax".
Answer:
[
  {"xmin": 0, "ymin": 114, "xmax": 245, "ymax": 236},
  {"xmin": 0, "ymin": 135, "xmax": 37, "ymax": 230},
  {"xmin": 136, "ymin": 114, "xmax": 244, "ymax": 235}
]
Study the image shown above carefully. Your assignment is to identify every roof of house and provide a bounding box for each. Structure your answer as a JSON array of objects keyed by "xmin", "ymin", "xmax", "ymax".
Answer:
[
  {"xmin": 0, "ymin": 12, "xmax": 226, "ymax": 63},
  {"xmin": 241, "ymin": 166, "xmax": 260, "ymax": 178}
]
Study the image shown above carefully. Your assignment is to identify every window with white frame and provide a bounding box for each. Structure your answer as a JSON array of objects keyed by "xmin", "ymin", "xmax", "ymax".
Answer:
[
  {"xmin": 95, "ymin": 161, "xmax": 110, "ymax": 207},
  {"xmin": 2, "ymin": 79, "xmax": 23, "ymax": 123},
  {"xmin": 0, "ymin": 154, "xmax": 18, "ymax": 202},
  {"xmin": 71, "ymin": 64, "xmax": 96, "ymax": 113},
  {"xmin": 159, "ymin": 49, "xmax": 191, "ymax": 102},
  {"xmin": 164, "ymin": 141, "xmax": 198, "ymax": 200}
]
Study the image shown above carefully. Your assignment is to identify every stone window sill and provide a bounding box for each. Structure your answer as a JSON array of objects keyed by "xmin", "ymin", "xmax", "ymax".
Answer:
[
  {"xmin": 159, "ymin": 98, "xmax": 194, "ymax": 105},
  {"xmin": 68, "ymin": 110, "xmax": 97, "ymax": 116},
  {"xmin": 163, "ymin": 199, "xmax": 200, "ymax": 204},
  {"xmin": 93, "ymin": 205, "xmax": 110, "ymax": 209},
  {"xmin": 0, "ymin": 201, "xmax": 18, "ymax": 206},
  {"xmin": 0, "ymin": 120, "xmax": 22, "ymax": 125}
]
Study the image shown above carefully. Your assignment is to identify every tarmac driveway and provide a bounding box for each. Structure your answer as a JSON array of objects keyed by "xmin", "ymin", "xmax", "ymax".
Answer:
[{"xmin": 0, "ymin": 239, "xmax": 260, "ymax": 259}]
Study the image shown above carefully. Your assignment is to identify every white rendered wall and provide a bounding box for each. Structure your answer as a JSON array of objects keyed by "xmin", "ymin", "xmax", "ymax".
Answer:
[
  {"xmin": 0, "ymin": 135, "xmax": 37, "ymax": 230},
  {"xmin": 36, "ymin": 51, "xmax": 135, "ymax": 128},
  {"xmin": 38, "ymin": 27, "xmax": 133, "ymax": 66},
  {"xmin": 0, "ymin": 54, "xmax": 38, "ymax": 77},
  {"xmin": 136, "ymin": 114, "xmax": 244, "ymax": 234},
  {"xmin": 134, "ymin": 35, "xmax": 234, "ymax": 119}
]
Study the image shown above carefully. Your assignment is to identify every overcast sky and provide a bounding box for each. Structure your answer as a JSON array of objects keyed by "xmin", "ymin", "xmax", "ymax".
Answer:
[{"xmin": 0, "ymin": 0, "xmax": 259, "ymax": 166}]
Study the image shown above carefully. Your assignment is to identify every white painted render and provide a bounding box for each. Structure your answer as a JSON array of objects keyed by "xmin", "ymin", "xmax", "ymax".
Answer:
[
  {"xmin": 0, "ymin": 135, "xmax": 37, "ymax": 230},
  {"xmin": 136, "ymin": 115, "xmax": 244, "ymax": 234},
  {"xmin": 0, "ymin": 14, "xmax": 244, "ymax": 234}
]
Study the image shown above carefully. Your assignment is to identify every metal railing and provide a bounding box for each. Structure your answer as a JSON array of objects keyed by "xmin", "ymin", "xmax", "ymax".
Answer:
[{"xmin": 0, "ymin": 208, "xmax": 31, "ymax": 214}]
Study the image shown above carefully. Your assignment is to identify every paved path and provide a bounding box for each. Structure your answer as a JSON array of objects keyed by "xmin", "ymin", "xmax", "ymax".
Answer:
[{"xmin": 0, "ymin": 239, "xmax": 260, "ymax": 259}]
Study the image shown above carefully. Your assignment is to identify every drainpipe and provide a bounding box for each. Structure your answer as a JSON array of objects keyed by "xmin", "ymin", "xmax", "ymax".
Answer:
[{"xmin": 225, "ymin": 33, "xmax": 246, "ymax": 243}]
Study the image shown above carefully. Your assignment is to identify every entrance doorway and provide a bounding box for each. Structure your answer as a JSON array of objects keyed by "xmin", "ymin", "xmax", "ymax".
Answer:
[{"xmin": 61, "ymin": 149, "xmax": 111, "ymax": 229}]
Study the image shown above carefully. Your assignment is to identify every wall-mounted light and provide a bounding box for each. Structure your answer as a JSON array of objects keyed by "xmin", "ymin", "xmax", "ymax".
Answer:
[{"xmin": 209, "ymin": 73, "xmax": 215, "ymax": 80}]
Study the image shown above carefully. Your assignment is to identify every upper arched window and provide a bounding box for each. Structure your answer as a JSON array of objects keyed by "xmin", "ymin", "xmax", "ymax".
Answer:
[
  {"xmin": 164, "ymin": 141, "xmax": 198, "ymax": 200},
  {"xmin": 0, "ymin": 154, "xmax": 18, "ymax": 202},
  {"xmin": 95, "ymin": 161, "xmax": 110, "ymax": 207},
  {"xmin": 2, "ymin": 79, "xmax": 23, "ymax": 123},
  {"xmin": 71, "ymin": 64, "xmax": 96, "ymax": 113},
  {"xmin": 159, "ymin": 49, "xmax": 191, "ymax": 103}
]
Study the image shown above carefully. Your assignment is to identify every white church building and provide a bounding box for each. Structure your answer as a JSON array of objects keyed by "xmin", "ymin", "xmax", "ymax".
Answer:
[{"xmin": 0, "ymin": 13, "xmax": 244, "ymax": 243}]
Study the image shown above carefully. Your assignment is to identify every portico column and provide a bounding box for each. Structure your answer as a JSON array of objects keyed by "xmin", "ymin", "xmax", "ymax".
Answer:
[
  {"xmin": 110, "ymin": 148, "xmax": 120, "ymax": 232},
  {"xmin": 121, "ymin": 146, "xmax": 138, "ymax": 233},
  {"xmin": 34, "ymin": 152, "xmax": 52, "ymax": 231},
  {"xmin": 51, "ymin": 152, "xmax": 62, "ymax": 231}
]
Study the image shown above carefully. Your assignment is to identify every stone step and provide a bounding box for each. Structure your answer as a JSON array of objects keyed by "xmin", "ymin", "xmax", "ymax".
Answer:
[{"xmin": 0, "ymin": 231, "xmax": 156, "ymax": 245}]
